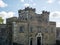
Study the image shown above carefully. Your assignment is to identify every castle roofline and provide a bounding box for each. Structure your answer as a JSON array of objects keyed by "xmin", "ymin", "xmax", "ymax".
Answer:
[
  {"xmin": 18, "ymin": 7, "xmax": 50, "ymax": 16},
  {"xmin": 49, "ymin": 21, "xmax": 56, "ymax": 25},
  {"xmin": 6, "ymin": 17, "xmax": 17, "ymax": 19},
  {"xmin": 42, "ymin": 10, "xmax": 50, "ymax": 14},
  {"xmin": 18, "ymin": 7, "xmax": 36, "ymax": 13}
]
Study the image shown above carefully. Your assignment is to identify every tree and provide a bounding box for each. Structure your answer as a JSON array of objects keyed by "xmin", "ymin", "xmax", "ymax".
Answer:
[{"xmin": 0, "ymin": 17, "xmax": 4, "ymax": 24}]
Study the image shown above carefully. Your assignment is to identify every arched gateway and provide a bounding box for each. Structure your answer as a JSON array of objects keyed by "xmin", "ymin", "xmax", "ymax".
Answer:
[{"xmin": 36, "ymin": 33, "xmax": 42, "ymax": 45}]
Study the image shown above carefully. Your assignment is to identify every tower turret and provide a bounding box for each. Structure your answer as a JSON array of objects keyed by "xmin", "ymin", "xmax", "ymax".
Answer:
[
  {"xmin": 18, "ymin": 7, "xmax": 36, "ymax": 21},
  {"xmin": 42, "ymin": 11, "xmax": 50, "ymax": 23}
]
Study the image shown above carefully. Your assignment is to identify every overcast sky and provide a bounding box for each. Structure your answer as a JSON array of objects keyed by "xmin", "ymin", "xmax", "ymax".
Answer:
[{"xmin": 0, "ymin": 0, "xmax": 60, "ymax": 27}]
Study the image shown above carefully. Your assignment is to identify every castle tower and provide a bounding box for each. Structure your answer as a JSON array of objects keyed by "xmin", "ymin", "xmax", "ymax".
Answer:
[
  {"xmin": 18, "ymin": 7, "xmax": 36, "ymax": 21},
  {"xmin": 42, "ymin": 11, "xmax": 50, "ymax": 23}
]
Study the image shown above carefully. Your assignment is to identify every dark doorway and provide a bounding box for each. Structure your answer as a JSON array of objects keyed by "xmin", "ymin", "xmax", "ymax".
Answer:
[
  {"xmin": 37, "ymin": 37, "xmax": 41, "ymax": 45},
  {"xmin": 30, "ymin": 38, "xmax": 32, "ymax": 45},
  {"xmin": 56, "ymin": 40, "xmax": 60, "ymax": 45}
]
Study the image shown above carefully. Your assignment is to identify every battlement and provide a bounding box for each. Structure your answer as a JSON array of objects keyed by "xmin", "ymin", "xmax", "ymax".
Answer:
[
  {"xmin": 24, "ymin": 7, "xmax": 35, "ymax": 12},
  {"xmin": 42, "ymin": 10, "xmax": 50, "ymax": 14},
  {"xmin": 6, "ymin": 17, "xmax": 17, "ymax": 23},
  {"xmin": 18, "ymin": 7, "xmax": 36, "ymax": 13}
]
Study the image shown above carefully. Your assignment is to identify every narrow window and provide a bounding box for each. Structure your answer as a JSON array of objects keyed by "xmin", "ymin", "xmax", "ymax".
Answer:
[
  {"xmin": 19, "ymin": 26, "xmax": 24, "ymax": 33},
  {"xmin": 30, "ymin": 27, "xmax": 33, "ymax": 32}
]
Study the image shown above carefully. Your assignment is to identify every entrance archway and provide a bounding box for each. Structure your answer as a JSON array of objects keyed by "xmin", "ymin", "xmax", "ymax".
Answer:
[
  {"xmin": 37, "ymin": 37, "xmax": 41, "ymax": 45},
  {"xmin": 36, "ymin": 33, "xmax": 42, "ymax": 45}
]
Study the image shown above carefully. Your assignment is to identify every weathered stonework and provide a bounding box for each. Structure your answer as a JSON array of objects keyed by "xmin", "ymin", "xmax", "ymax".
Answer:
[
  {"xmin": 0, "ymin": 24, "xmax": 9, "ymax": 45},
  {"xmin": 8, "ymin": 7, "xmax": 56, "ymax": 45},
  {"xmin": 0, "ymin": 7, "xmax": 57, "ymax": 45}
]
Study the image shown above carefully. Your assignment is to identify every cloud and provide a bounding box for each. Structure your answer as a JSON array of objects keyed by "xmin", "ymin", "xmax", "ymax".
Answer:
[
  {"xmin": 56, "ymin": 22, "xmax": 60, "ymax": 27},
  {"xmin": 0, "ymin": 11, "xmax": 15, "ymax": 23},
  {"xmin": 49, "ymin": 11, "xmax": 60, "ymax": 27},
  {"xmin": 30, "ymin": 0, "xmax": 33, "ymax": 2},
  {"xmin": 46, "ymin": 0, "xmax": 55, "ymax": 4},
  {"xmin": 24, "ymin": 3, "xmax": 30, "ymax": 7},
  {"xmin": 49, "ymin": 11, "xmax": 60, "ymax": 22},
  {"xmin": 20, "ymin": 0, "xmax": 24, "ymax": 2},
  {"xmin": 0, "ymin": 0, "xmax": 8, "ymax": 7},
  {"xmin": 58, "ymin": 1, "xmax": 60, "ymax": 4},
  {"xmin": 33, "ymin": 3, "xmax": 36, "ymax": 6},
  {"xmin": 24, "ymin": 3, "xmax": 36, "ymax": 7},
  {"xmin": 42, "ymin": 7, "xmax": 47, "ymax": 10},
  {"xmin": 50, "ymin": 11, "xmax": 60, "ymax": 18}
]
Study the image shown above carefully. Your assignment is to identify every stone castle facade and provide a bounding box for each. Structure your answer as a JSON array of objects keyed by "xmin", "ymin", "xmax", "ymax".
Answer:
[
  {"xmin": 56, "ymin": 27, "xmax": 60, "ymax": 45},
  {"xmin": 0, "ymin": 7, "xmax": 57, "ymax": 45}
]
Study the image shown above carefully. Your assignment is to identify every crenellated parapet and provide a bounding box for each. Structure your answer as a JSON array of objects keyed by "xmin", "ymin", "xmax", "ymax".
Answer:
[
  {"xmin": 18, "ymin": 7, "xmax": 36, "ymax": 13},
  {"xmin": 42, "ymin": 10, "xmax": 50, "ymax": 15},
  {"xmin": 24, "ymin": 7, "xmax": 35, "ymax": 12}
]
